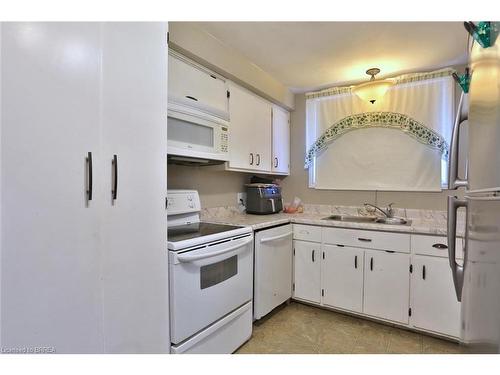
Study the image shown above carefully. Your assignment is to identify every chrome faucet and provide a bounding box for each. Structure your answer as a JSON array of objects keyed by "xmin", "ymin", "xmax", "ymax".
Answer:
[{"xmin": 364, "ymin": 203, "xmax": 395, "ymax": 218}]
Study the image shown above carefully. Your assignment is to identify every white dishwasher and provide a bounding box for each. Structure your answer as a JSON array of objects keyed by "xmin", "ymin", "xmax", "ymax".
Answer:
[{"xmin": 254, "ymin": 224, "xmax": 293, "ymax": 320}]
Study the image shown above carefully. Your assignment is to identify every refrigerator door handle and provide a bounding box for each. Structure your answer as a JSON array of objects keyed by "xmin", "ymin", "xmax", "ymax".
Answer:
[
  {"xmin": 447, "ymin": 195, "xmax": 468, "ymax": 301},
  {"xmin": 448, "ymin": 92, "xmax": 469, "ymax": 190}
]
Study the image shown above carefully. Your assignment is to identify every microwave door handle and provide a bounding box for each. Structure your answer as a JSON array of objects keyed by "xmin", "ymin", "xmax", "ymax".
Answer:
[
  {"xmin": 448, "ymin": 92, "xmax": 469, "ymax": 189},
  {"xmin": 176, "ymin": 237, "xmax": 253, "ymax": 263}
]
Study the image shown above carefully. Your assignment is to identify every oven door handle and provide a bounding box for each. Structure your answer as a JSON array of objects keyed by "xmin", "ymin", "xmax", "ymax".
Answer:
[
  {"xmin": 176, "ymin": 237, "xmax": 253, "ymax": 263},
  {"xmin": 260, "ymin": 231, "xmax": 293, "ymax": 244}
]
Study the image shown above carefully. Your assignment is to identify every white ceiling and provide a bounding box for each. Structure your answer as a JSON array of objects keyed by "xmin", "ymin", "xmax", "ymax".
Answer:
[{"xmin": 191, "ymin": 22, "xmax": 467, "ymax": 93}]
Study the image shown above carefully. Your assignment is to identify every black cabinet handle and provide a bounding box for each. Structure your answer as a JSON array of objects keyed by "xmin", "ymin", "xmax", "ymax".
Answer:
[
  {"xmin": 358, "ymin": 238, "xmax": 372, "ymax": 242},
  {"xmin": 312, "ymin": 250, "xmax": 315, "ymax": 262},
  {"xmin": 322, "ymin": 251, "xmax": 325, "ymax": 260},
  {"xmin": 86, "ymin": 152, "xmax": 93, "ymax": 201},
  {"xmin": 423, "ymin": 265, "xmax": 426, "ymax": 280},
  {"xmin": 112, "ymin": 154, "xmax": 118, "ymax": 200},
  {"xmin": 249, "ymin": 153, "xmax": 254, "ymax": 165},
  {"xmin": 274, "ymin": 157, "xmax": 278, "ymax": 168},
  {"xmin": 432, "ymin": 243, "xmax": 448, "ymax": 249},
  {"xmin": 354, "ymin": 255, "xmax": 358, "ymax": 269},
  {"xmin": 370, "ymin": 257, "xmax": 373, "ymax": 271},
  {"xmin": 256, "ymin": 153, "xmax": 261, "ymax": 166},
  {"xmin": 185, "ymin": 95, "xmax": 198, "ymax": 101}
]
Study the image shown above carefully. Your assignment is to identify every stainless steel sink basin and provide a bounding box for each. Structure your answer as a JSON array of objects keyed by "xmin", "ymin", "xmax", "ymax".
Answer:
[
  {"xmin": 322, "ymin": 214, "xmax": 411, "ymax": 225},
  {"xmin": 322, "ymin": 215, "xmax": 378, "ymax": 223},
  {"xmin": 374, "ymin": 217, "xmax": 411, "ymax": 225}
]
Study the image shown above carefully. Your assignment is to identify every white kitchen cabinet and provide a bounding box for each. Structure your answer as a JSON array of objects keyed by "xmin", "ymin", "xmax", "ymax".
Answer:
[
  {"xmin": 321, "ymin": 245, "xmax": 364, "ymax": 313},
  {"xmin": 323, "ymin": 227, "xmax": 410, "ymax": 253},
  {"xmin": 293, "ymin": 240, "xmax": 321, "ymax": 303},
  {"xmin": 100, "ymin": 23, "xmax": 169, "ymax": 353},
  {"xmin": 363, "ymin": 250, "xmax": 410, "ymax": 324},
  {"xmin": 0, "ymin": 23, "xmax": 169, "ymax": 353},
  {"xmin": 254, "ymin": 224, "xmax": 293, "ymax": 319},
  {"xmin": 1, "ymin": 22, "xmax": 104, "ymax": 353},
  {"xmin": 410, "ymin": 255, "xmax": 461, "ymax": 338},
  {"xmin": 226, "ymin": 82, "xmax": 272, "ymax": 172},
  {"xmin": 271, "ymin": 104, "xmax": 290, "ymax": 175},
  {"xmin": 168, "ymin": 51, "xmax": 229, "ymax": 120},
  {"xmin": 412, "ymin": 234, "xmax": 464, "ymax": 260}
]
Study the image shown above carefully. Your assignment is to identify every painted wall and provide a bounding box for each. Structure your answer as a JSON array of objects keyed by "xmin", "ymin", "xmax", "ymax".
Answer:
[
  {"xmin": 167, "ymin": 165, "xmax": 251, "ymax": 208},
  {"xmin": 280, "ymin": 93, "xmax": 465, "ymax": 210},
  {"xmin": 168, "ymin": 22, "xmax": 295, "ymax": 110}
]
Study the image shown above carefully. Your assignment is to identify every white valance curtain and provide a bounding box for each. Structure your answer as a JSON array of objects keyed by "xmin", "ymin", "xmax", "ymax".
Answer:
[{"xmin": 305, "ymin": 69, "xmax": 455, "ymax": 191}]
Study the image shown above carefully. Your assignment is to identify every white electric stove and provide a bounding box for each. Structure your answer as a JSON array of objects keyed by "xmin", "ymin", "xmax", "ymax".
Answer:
[{"xmin": 167, "ymin": 190, "xmax": 254, "ymax": 354}]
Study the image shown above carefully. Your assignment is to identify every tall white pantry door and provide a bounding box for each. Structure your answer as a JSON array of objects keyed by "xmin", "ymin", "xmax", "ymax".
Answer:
[
  {"xmin": 0, "ymin": 22, "xmax": 169, "ymax": 353},
  {"xmin": 0, "ymin": 23, "xmax": 104, "ymax": 353}
]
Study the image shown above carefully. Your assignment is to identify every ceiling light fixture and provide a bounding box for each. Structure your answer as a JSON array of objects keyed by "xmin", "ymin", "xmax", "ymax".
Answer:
[{"xmin": 352, "ymin": 68, "xmax": 394, "ymax": 104}]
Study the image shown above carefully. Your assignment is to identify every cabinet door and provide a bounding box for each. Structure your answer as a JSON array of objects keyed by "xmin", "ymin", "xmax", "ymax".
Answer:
[
  {"xmin": 363, "ymin": 250, "xmax": 410, "ymax": 324},
  {"xmin": 254, "ymin": 224, "xmax": 293, "ymax": 319},
  {"xmin": 227, "ymin": 82, "xmax": 272, "ymax": 172},
  {"xmin": 411, "ymin": 256, "xmax": 461, "ymax": 337},
  {"xmin": 100, "ymin": 23, "xmax": 169, "ymax": 353},
  {"xmin": 168, "ymin": 52, "xmax": 228, "ymax": 119},
  {"xmin": 322, "ymin": 245, "xmax": 364, "ymax": 313},
  {"xmin": 1, "ymin": 23, "xmax": 104, "ymax": 353},
  {"xmin": 293, "ymin": 240, "xmax": 321, "ymax": 303},
  {"xmin": 271, "ymin": 105, "xmax": 290, "ymax": 175}
]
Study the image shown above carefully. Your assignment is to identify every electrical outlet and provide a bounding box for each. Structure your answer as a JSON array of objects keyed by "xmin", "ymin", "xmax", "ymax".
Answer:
[{"xmin": 237, "ymin": 192, "xmax": 247, "ymax": 208}]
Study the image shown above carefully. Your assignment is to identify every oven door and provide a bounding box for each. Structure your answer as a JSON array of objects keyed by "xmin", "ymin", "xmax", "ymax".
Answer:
[
  {"xmin": 167, "ymin": 109, "xmax": 229, "ymax": 161},
  {"xmin": 169, "ymin": 234, "xmax": 254, "ymax": 344}
]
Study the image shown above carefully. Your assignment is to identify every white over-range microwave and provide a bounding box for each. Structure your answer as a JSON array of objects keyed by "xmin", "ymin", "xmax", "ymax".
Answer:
[{"xmin": 167, "ymin": 103, "xmax": 229, "ymax": 163}]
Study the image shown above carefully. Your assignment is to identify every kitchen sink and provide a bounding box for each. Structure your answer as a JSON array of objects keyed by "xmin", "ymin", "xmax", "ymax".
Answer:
[
  {"xmin": 322, "ymin": 214, "xmax": 411, "ymax": 225},
  {"xmin": 374, "ymin": 217, "xmax": 410, "ymax": 225},
  {"xmin": 322, "ymin": 215, "xmax": 377, "ymax": 223}
]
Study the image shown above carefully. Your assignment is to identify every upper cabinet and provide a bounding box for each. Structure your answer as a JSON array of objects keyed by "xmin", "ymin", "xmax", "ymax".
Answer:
[
  {"xmin": 167, "ymin": 50, "xmax": 291, "ymax": 175},
  {"xmin": 226, "ymin": 82, "xmax": 272, "ymax": 172},
  {"xmin": 272, "ymin": 105, "xmax": 291, "ymax": 175},
  {"xmin": 168, "ymin": 51, "xmax": 229, "ymax": 120}
]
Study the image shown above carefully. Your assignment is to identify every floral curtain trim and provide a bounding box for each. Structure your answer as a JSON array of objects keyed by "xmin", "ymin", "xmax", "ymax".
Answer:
[
  {"xmin": 305, "ymin": 68, "xmax": 455, "ymax": 100},
  {"xmin": 304, "ymin": 112, "xmax": 449, "ymax": 168}
]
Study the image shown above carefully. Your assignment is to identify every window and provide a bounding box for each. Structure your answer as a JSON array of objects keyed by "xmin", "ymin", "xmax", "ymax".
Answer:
[{"xmin": 305, "ymin": 72, "xmax": 455, "ymax": 191}]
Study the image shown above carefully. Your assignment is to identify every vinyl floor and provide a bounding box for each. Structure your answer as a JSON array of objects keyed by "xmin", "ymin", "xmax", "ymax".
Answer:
[{"xmin": 235, "ymin": 301, "xmax": 465, "ymax": 354}]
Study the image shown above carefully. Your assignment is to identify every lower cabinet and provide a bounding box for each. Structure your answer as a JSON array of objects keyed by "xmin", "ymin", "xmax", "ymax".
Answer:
[
  {"xmin": 410, "ymin": 255, "xmax": 461, "ymax": 338},
  {"xmin": 321, "ymin": 245, "xmax": 364, "ymax": 313},
  {"xmin": 363, "ymin": 250, "xmax": 410, "ymax": 324},
  {"xmin": 291, "ymin": 225, "xmax": 461, "ymax": 339},
  {"xmin": 293, "ymin": 240, "xmax": 321, "ymax": 304}
]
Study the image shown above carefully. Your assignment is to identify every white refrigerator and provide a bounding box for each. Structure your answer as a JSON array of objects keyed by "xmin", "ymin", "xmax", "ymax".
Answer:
[{"xmin": 448, "ymin": 23, "xmax": 500, "ymax": 353}]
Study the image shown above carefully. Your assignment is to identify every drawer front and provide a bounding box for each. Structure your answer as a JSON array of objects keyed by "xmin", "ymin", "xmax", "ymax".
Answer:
[
  {"xmin": 293, "ymin": 224, "xmax": 322, "ymax": 242},
  {"xmin": 322, "ymin": 227, "xmax": 410, "ymax": 253},
  {"xmin": 411, "ymin": 235, "xmax": 464, "ymax": 259}
]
